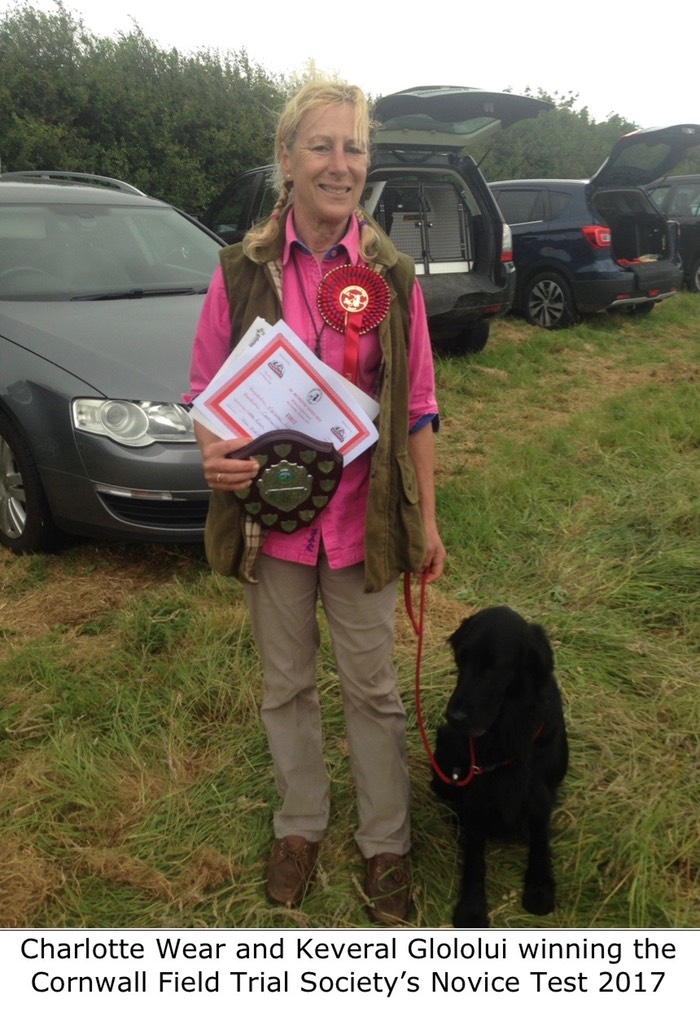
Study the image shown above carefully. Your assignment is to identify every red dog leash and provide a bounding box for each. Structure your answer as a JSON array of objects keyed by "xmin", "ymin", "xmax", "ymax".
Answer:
[{"xmin": 404, "ymin": 572, "xmax": 478, "ymax": 787}]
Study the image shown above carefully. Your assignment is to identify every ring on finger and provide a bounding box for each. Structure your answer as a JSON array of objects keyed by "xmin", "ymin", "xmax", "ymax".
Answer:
[{"xmin": 216, "ymin": 472, "xmax": 223, "ymax": 483}]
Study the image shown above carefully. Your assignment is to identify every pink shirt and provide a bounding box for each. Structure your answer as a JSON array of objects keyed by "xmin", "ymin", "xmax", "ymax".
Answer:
[{"xmin": 189, "ymin": 211, "xmax": 438, "ymax": 569}]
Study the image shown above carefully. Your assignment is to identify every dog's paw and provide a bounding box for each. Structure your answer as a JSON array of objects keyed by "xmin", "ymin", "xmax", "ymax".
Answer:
[
  {"xmin": 522, "ymin": 883, "xmax": 555, "ymax": 916},
  {"xmin": 453, "ymin": 901, "xmax": 490, "ymax": 929}
]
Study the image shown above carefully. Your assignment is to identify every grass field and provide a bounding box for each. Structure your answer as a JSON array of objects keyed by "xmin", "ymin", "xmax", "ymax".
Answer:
[{"xmin": 1, "ymin": 295, "xmax": 698, "ymax": 929}]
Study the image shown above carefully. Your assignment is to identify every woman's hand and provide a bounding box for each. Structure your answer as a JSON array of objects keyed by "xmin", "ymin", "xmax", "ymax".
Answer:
[
  {"xmin": 420, "ymin": 519, "xmax": 447, "ymax": 584},
  {"xmin": 195, "ymin": 422, "xmax": 259, "ymax": 491}
]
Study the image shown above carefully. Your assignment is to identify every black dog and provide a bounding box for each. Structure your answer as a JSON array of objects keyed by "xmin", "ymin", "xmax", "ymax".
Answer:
[{"xmin": 432, "ymin": 606, "xmax": 568, "ymax": 928}]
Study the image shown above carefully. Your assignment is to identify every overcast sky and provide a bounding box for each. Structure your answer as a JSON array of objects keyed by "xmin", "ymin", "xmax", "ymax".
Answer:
[{"xmin": 8, "ymin": 0, "xmax": 698, "ymax": 131}]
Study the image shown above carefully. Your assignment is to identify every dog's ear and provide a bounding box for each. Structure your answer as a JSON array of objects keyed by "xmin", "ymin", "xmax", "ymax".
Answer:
[
  {"xmin": 524, "ymin": 623, "xmax": 554, "ymax": 682},
  {"xmin": 449, "ymin": 615, "xmax": 469, "ymax": 647}
]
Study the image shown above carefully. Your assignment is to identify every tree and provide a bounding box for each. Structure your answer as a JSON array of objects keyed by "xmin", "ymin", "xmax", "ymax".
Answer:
[
  {"xmin": 470, "ymin": 90, "xmax": 640, "ymax": 182},
  {"xmin": 0, "ymin": 2, "xmax": 283, "ymax": 213},
  {"xmin": 2, "ymin": 4, "xmax": 697, "ymax": 212},
  {"xmin": 0, "ymin": 2, "xmax": 96, "ymax": 170}
]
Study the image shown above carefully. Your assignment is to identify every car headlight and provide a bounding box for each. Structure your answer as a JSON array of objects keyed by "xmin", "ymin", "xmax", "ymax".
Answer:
[{"xmin": 72, "ymin": 399, "xmax": 195, "ymax": 447}]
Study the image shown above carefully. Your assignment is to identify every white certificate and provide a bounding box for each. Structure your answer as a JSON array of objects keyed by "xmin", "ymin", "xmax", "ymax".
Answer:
[{"xmin": 190, "ymin": 320, "xmax": 379, "ymax": 465}]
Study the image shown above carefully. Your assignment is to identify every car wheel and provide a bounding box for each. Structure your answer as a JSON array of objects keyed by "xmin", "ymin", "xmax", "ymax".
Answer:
[
  {"xmin": 460, "ymin": 321, "xmax": 491, "ymax": 353},
  {"xmin": 0, "ymin": 414, "xmax": 58, "ymax": 553},
  {"xmin": 523, "ymin": 272, "xmax": 577, "ymax": 329},
  {"xmin": 689, "ymin": 257, "xmax": 700, "ymax": 293},
  {"xmin": 437, "ymin": 321, "xmax": 491, "ymax": 355}
]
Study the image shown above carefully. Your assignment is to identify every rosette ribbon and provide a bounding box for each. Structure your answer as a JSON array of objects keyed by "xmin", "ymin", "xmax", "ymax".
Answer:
[{"xmin": 317, "ymin": 264, "xmax": 391, "ymax": 384}]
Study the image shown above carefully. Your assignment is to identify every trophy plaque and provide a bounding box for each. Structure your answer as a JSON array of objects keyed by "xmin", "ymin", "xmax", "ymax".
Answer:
[{"xmin": 228, "ymin": 430, "xmax": 343, "ymax": 534}]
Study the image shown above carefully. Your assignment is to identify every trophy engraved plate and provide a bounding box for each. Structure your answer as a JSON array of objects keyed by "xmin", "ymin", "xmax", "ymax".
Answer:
[
  {"xmin": 229, "ymin": 430, "xmax": 343, "ymax": 533},
  {"xmin": 258, "ymin": 460, "xmax": 313, "ymax": 513}
]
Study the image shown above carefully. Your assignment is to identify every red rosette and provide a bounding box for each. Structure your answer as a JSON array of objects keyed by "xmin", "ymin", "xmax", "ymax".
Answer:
[{"xmin": 317, "ymin": 264, "xmax": 391, "ymax": 335}]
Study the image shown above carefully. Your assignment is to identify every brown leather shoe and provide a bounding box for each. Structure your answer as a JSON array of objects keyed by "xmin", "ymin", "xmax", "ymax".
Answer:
[
  {"xmin": 365, "ymin": 852, "xmax": 411, "ymax": 925},
  {"xmin": 266, "ymin": 836, "xmax": 319, "ymax": 906}
]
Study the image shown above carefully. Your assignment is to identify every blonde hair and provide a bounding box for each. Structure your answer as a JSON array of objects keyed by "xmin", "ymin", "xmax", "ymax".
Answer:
[{"xmin": 243, "ymin": 80, "xmax": 380, "ymax": 263}]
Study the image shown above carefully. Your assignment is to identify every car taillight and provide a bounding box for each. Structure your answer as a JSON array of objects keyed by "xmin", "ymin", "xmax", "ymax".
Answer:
[
  {"xmin": 581, "ymin": 225, "xmax": 611, "ymax": 248},
  {"xmin": 501, "ymin": 222, "xmax": 513, "ymax": 262}
]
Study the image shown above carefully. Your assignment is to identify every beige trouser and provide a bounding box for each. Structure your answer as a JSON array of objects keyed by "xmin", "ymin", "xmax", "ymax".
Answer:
[{"xmin": 243, "ymin": 553, "xmax": 410, "ymax": 857}]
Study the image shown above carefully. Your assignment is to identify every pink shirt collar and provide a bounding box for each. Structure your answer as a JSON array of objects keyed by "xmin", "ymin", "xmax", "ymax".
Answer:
[{"xmin": 282, "ymin": 209, "xmax": 361, "ymax": 265}]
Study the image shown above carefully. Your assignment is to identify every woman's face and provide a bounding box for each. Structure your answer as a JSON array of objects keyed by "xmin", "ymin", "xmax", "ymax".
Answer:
[{"xmin": 281, "ymin": 102, "xmax": 368, "ymax": 242}]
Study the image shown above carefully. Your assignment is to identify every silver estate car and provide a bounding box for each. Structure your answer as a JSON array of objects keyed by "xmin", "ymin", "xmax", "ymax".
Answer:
[{"xmin": 0, "ymin": 173, "xmax": 224, "ymax": 554}]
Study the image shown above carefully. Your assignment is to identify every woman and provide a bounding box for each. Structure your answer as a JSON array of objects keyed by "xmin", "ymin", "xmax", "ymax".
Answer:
[{"xmin": 189, "ymin": 81, "xmax": 445, "ymax": 925}]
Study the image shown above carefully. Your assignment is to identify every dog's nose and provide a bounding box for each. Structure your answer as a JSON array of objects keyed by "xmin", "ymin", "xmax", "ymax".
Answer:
[{"xmin": 447, "ymin": 706, "xmax": 487, "ymax": 738}]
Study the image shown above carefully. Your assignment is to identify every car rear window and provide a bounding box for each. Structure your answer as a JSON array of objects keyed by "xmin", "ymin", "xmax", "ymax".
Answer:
[
  {"xmin": 494, "ymin": 188, "xmax": 546, "ymax": 224},
  {"xmin": 668, "ymin": 183, "xmax": 700, "ymax": 217},
  {"xmin": 549, "ymin": 191, "xmax": 572, "ymax": 220},
  {"xmin": 493, "ymin": 188, "xmax": 574, "ymax": 225}
]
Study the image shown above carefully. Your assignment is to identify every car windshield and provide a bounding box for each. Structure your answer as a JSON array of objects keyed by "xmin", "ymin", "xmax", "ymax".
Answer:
[{"xmin": 0, "ymin": 201, "xmax": 222, "ymax": 301}]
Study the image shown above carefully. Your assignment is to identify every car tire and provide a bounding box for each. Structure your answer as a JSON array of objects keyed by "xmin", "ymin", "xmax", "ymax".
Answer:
[
  {"xmin": 689, "ymin": 257, "xmax": 700, "ymax": 293},
  {"xmin": 460, "ymin": 321, "xmax": 491, "ymax": 353},
  {"xmin": 428, "ymin": 320, "xmax": 490, "ymax": 355},
  {"xmin": 438, "ymin": 321, "xmax": 490, "ymax": 355},
  {"xmin": 0, "ymin": 413, "xmax": 58, "ymax": 554},
  {"xmin": 523, "ymin": 272, "xmax": 577, "ymax": 329}
]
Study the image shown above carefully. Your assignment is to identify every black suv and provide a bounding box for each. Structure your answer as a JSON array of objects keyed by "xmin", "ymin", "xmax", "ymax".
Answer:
[
  {"xmin": 489, "ymin": 124, "xmax": 700, "ymax": 328},
  {"xmin": 646, "ymin": 174, "xmax": 700, "ymax": 292},
  {"xmin": 202, "ymin": 86, "xmax": 551, "ymax": 352}
]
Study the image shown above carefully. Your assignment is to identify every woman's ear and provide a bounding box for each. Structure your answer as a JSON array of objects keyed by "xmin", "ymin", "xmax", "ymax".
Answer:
[{"xmin": 280, "ymin": 143, "xmax": 291, "ymax": 182}]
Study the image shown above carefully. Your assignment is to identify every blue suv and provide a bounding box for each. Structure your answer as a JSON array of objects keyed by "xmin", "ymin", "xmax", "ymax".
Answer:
[{"xmin": 489, "ymin": 124, "xmax": 700, "ymax": 328}]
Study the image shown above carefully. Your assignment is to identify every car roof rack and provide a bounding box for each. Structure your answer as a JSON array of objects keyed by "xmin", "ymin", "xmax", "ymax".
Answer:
[{"xmin": 0, "ymin": 170, "xmax": 146, "ymax": 195}]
